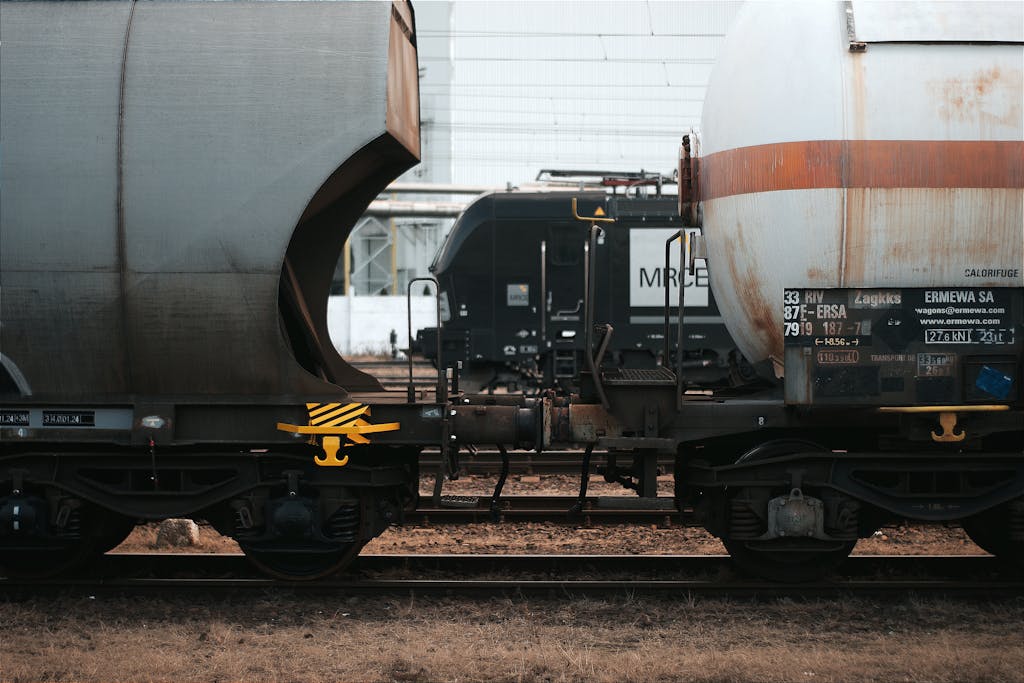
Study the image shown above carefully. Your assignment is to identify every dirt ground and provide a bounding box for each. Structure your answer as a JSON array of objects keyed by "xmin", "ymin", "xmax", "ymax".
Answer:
[{"xmin": 115, "ymin": 517, "xmax": 984, "ymax": 558}]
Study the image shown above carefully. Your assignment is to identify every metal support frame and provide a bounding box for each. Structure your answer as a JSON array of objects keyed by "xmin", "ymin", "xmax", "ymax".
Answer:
[
  {"xmin": 344, "ymin": 216, "xmax": 395, "ymax": 295},
  {"xmin": 346, "ymin": 216, "xmax": 449, "ymax": 296}
]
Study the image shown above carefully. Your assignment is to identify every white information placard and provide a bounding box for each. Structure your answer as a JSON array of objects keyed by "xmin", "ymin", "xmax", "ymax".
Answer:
[{"xmin": 628, "ymin": 228, "xmax": 709, "ymax": 308}]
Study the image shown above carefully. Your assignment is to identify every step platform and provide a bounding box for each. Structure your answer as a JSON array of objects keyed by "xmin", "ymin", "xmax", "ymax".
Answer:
[{"xmin": 601, "ymin": 367, "xmax": 677, "ymax": 386}]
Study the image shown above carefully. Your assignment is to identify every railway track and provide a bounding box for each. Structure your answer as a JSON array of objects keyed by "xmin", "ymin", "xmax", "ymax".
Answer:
[
  {"xmin": 3, "ymin": 553, "xmax": 1019, "ymax": 597},
  {"xmin": 419, "ymin": 450, "xmax": 677, "ymax": 475},
  {"xmin": 407, "ymin": 495, "xmax": 684, "ymax": 524},
  {"xmin": 351, "ymin": 358, "xmax": 437, "ymax": 389}
]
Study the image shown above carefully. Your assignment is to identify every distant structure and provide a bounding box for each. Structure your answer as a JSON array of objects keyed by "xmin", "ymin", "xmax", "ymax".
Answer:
[
  {"xmin": 340, "ymin": 1, "xmax": 740, "ymax": 296},
  {"xmin": 336, "ymin": 3, "xmax": 455, "ymax": 296}
]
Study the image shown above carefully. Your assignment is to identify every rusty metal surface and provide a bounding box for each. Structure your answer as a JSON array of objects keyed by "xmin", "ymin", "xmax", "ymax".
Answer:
[
  {"xmin": 696, "ymin": 2, "xmax": 1024, "ymax": 378},
  {"xmin": 568, "ymin": 404, "xmax": 624, "ymax": 444},
  {"xmin": 0, "ymin": 1, "xmax": 420, "ymax": 405}
]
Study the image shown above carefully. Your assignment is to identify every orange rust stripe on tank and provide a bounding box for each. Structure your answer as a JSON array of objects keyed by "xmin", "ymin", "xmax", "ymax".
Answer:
[{"xmin": 698, "ymin": 140, "xmax": 1024, "ymax": 201}]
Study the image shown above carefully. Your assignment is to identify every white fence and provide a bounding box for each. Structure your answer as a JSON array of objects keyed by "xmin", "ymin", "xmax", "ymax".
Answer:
[{"xmin": 327, "ymin": 295, "xmax": 439, "ymax": 356}]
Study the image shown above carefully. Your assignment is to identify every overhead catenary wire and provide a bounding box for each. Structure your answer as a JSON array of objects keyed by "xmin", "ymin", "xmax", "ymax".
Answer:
[
  {"xmin": 420, "ymin": 56, "xmax": 715, "ymax": 64},
  {"xmin": 407, "ymin": 4, "xmax": 731, "ymax": 184},
  {"xmin": 424, "ymin": 106, "xmax": 699, "ymax": 118},
  {"xmin": 417, "ymin": 30, "xmax": 727, "ymax": 38},
  {"xmin": 419, "ymin": 95, "xmax": 708, "ymax": 105},
  {"xmin": 430, "ymin": 125, "xmax": 694, "ymax": 137},
  {"xmin": 422, "ymin": 83, "xmax": 709, "ymax": 88}
]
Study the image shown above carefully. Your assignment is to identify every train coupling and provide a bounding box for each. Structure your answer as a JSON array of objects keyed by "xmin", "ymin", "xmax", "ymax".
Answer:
[{"xmin": 448, "ymin": 399, "xmax": 540, "ymax": 450}]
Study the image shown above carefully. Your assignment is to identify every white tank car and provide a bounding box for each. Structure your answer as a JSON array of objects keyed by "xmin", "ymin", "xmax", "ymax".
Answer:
[{"xmin": 695, "ymin": 1, "xmax": 1023, "ymax": 378}]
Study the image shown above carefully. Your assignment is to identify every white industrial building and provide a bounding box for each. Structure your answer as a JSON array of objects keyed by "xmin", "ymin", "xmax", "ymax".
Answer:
[{"xmin": 333, "ymin": 1, "xmax": 741, "ymax": 354}]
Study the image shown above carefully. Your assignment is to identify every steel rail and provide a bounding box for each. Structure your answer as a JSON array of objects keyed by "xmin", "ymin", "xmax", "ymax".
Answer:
[
  {"xmin": 3, "ymin": 554, "xmax": 1014, "ymax": 595},
  {"xmin": 416, "ymin": 452, "xmax": 678, "ymax": 474},
  {"xmin": 406, "ymin": 495, "xmax": 685, "ymax": 524},
  {"xmin": 83, "ymin": 552, "xmax": 1006, "ymax": 578},
  {"xmin": 351, "ymin": 360, "xmax": 435, "ymax": 368},
  {"xmin": 7, "ymin": 577, "xmax": 1022, "ymax": 598}
]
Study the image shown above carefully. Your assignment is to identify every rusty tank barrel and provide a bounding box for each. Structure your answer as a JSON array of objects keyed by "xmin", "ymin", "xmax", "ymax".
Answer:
[{"xmin": 695, "ymin": 2, "xmax": 1023, "ymax": 380}]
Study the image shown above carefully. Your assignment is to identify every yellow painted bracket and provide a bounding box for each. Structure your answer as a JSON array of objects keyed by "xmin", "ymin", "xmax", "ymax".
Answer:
[
  {"xmin": 276, "ymin": 421, "xmax": 403, "ymax": 438},
  {"xmin": 276, "ymin": 402, "xmax": 400, "ymax": 467},
  {"xmin": 931, "ymin": 412, "xmax": 965, "ymax": 443},
  {"xmin": 876, "ymin": 405, "xmax": 1012, "ymax": 444},
  {"xmin": 878, "ymin": 405, "xmax": 1009, "ymax": 414}
]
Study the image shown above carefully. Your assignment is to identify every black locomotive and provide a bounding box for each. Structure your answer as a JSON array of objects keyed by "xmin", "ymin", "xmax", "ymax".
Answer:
[{"xmin": 416, "ymin": 186, "xmax": 753, "ymax": 392}]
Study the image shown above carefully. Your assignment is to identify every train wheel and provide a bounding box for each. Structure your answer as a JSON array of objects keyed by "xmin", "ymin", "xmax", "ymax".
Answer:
[
  {"xmin": 239, "ymin": 540, "xmax": 363, "ymax": 581},
  {"xmin": 235, "ymin": 496, "xmax": 369, "ymax": 581},
  {"xmin": 722, "ymin": 439, "xmax": 856, "ymax": 582},
  {"xmin": 960, "ymin": 499, "xmax": 1024, "ymax": 570},
  {"xmin": 0, "ymin": 498, "xmax": 128, "ymax": 579}
]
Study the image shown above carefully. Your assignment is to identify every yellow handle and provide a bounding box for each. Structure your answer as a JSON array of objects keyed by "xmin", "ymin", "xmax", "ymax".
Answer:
[{"xmin": 571, "ymin": 197, "xmax": 615, "ymax": 223}]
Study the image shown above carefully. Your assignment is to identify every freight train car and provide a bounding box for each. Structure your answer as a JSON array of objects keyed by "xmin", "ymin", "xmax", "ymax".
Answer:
[
  {"xmin": 2, "ymin": 0, "xmax": 1022, "ymax": 584},
  {"xmin": 668, "ymin": 0, "xmax": 1024, "ymax": 577},
  {"xmin": 0, "ymin": 0, "xmax": 430, "ymax": 579},
  {"xmin": 416, "ymin": 188, "xmax": 751, "ymax": 392}
]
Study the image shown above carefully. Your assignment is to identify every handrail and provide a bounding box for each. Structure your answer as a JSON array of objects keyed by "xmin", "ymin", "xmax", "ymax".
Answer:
[
  {"xmin": 571, "ymin": 195, "xmax": 614, "ymax": 409},
  {"xmin": 594, "ymin": 323, "xmax": 614, "ymax": 369},
  {"xmin": 408, "ymin": 276, "xmax": 450, "ymax": 507},
  {"xmin": 676, "ymin": 232, "xmax": 687, "ymax": 410},
  {"xmin": 663, "ymin": 231, "xmax": 687, "ymax": 410},
  {"xmin": 406, "ymin": 276, "xmax": 444, "ymax": 404},
  {"xmin": 662, "ymin": 231, "xmax": 681, "ymax": 369},
  {"xmin": 572, "ymin": 196, "xmax": 615, "ymax": 223},
  {"xmin": 583, "ymin": 225, "xmax": 610, "ymax": 409},
  {"xmin": 540, "ymin": 240, "xmax": 547, "ymax": 359}
]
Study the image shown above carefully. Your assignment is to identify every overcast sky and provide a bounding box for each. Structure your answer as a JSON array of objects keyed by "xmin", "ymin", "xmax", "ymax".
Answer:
[{"xmin": 412, "ymin": 1, "xmax": 742, "ymax": 187}]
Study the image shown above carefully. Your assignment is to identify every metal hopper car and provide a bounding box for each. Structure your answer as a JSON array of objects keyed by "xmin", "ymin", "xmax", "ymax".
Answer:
[
  {"xmin": 0, "ymin": 0, "xmax": 430, "ymax": 579},
  {"xmin": 2, "ymin": 0, "xmax": 1022, "ymax": 582}
]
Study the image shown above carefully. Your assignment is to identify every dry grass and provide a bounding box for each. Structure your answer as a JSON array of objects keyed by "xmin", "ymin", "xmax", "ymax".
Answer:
[{"xmin": 3, "ymin": 592, "xmax": 1022, "ymax": 683}]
